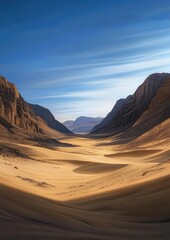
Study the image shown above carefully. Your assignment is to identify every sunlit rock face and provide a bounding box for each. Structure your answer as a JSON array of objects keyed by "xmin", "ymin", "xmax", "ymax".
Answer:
[{"xmin": 0, "ymin": 75, "xmax": 43, "ymax": 133}]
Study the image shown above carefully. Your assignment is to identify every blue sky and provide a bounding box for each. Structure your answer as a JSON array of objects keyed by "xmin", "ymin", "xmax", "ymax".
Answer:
[{"xmin": 0, "ymin": 0, "xmax": 170, "ymax": 121}]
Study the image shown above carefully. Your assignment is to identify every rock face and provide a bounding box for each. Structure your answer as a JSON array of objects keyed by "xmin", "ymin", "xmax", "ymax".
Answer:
[
  {"xmin": 63, "ymin": 116, "xmax": 103, "ymax": 133},
  {"xmin": 0, "ymin": 76, "xmax": 71, "ymax": 135},
  {"xmin": 30, "ymin": 104, "xmax": 72, "ymax": 134},
  {"xmin": 0, "ymin": 76, "xmax": 43, "ymax": 133},
  {"xmin": 92, "ymin": 73, "xmax": 170, "ymax": 136}
]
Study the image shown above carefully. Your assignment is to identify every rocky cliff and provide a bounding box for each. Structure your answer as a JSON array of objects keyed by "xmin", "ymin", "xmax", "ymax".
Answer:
[
  {"xmin": 0, "ymin": 76, "xmax": 43, "ymax": 133},
  {"xmin": 92, "ymin": 73, "xmax": 170, "ymax": 136}
]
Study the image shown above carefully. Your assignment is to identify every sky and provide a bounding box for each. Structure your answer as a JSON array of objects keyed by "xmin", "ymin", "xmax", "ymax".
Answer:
[{"xmin": 0, "ymin": 0, "xmax": 170, "ymax": 122}]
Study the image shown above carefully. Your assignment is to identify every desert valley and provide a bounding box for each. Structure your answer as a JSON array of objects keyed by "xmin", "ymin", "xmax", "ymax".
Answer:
[{"xmin": 0, "ymin": 73, "xmax": 170, "ymax": 239}]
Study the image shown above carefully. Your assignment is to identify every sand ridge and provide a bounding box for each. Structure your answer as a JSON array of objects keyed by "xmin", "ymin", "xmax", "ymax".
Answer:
[{"xmin": 0, "ymin": 136, "xmax": 170, "ymax": 239}]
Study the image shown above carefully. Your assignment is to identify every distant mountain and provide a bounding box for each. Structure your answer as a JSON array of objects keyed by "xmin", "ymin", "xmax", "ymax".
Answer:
[
  {"xmin": 91, "ymin": 73, "xmax": 170, "ymax": 138},
  {"xmin": 30, "ymin": 104, "xmax": 72, "ymax": 134},
  {"xmin": 63, "ymin": 116, "xmax": 103, "ymax": 133},
  {"xmin": 63, "ymin": 120, "xmax": 74, "ymax": 129}
]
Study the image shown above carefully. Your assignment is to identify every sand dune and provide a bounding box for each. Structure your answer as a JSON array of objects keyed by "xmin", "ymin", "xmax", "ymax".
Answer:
[
  {"xmin": 105, "ymin": 149, "xmax": 161, "ymax": 158},
  {"xmin": 73, "ymin": 162, "xmax": 127, "ymax": 174},
  {"xmin": 0, "ymin": 136, "xmax": 170, "ymax": 239}
]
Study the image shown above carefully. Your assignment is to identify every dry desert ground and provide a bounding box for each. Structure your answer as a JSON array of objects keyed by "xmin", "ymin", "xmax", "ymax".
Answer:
[{"xmin": 0, "ymin": 133, "xmax": 170, "ymax": 240}]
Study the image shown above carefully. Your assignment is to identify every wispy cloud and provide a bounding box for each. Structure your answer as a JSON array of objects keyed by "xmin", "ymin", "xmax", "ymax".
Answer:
[
  {"xmin": 30, "ymin": 51, "xmax": 170, "ymax": 88},
  {"xmin": 1, "ymin": 1, "xmax": 170, "ymax": 121}
]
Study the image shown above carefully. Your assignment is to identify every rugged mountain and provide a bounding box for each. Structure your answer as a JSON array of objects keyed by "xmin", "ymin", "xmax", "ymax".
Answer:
[
  {"xmin": 63, "ymin": 116, "xmax": 103, "ymax": 133},
  {"xmin": 0, "ymin": 76, "xmax": 43, "ymax": 134},
  {"xmin": 30, "ymin": 104, "xmax": 72, "ymax": 134},
  {"xmin": 0, "ymin": 76, "xmax": 71, "ymax": 137},
  {"xmin": 92, "ymin": 73, "xmax": 170, "ymax": 137}
]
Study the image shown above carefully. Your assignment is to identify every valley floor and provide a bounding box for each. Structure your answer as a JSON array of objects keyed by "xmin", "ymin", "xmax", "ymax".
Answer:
[{"xmin": 0, "ymin": 136, "xmax": 170, "ymax": 239}]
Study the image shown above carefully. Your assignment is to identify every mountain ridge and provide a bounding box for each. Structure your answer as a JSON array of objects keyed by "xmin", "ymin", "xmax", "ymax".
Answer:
[
  {"xmin": 91, "ymin": 73, "xmax": 170, "ymax": 137},
  {"xmin": 63, "ymin": 116, "xmax": 103, "ymax": 133},
  {"xmin": 30, "ymin": 104, "xmax": 72, "ymax": 134},
  {"xmin": 0, "ymin": 75, "xmax": 71, "ymax": 136}
]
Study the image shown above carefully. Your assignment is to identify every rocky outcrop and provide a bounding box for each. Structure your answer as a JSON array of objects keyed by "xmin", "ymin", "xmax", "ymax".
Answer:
[
  {"xmin": 92, "ymin": 73, "xmax": 170, "ymax": 136},
  {"xmin": 30, "ymin": 104, "xmax": 72, "ymax": 134},
  {"xmin": 0, "ymin": 76, "xmax": 44, "ymax": 133}
]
